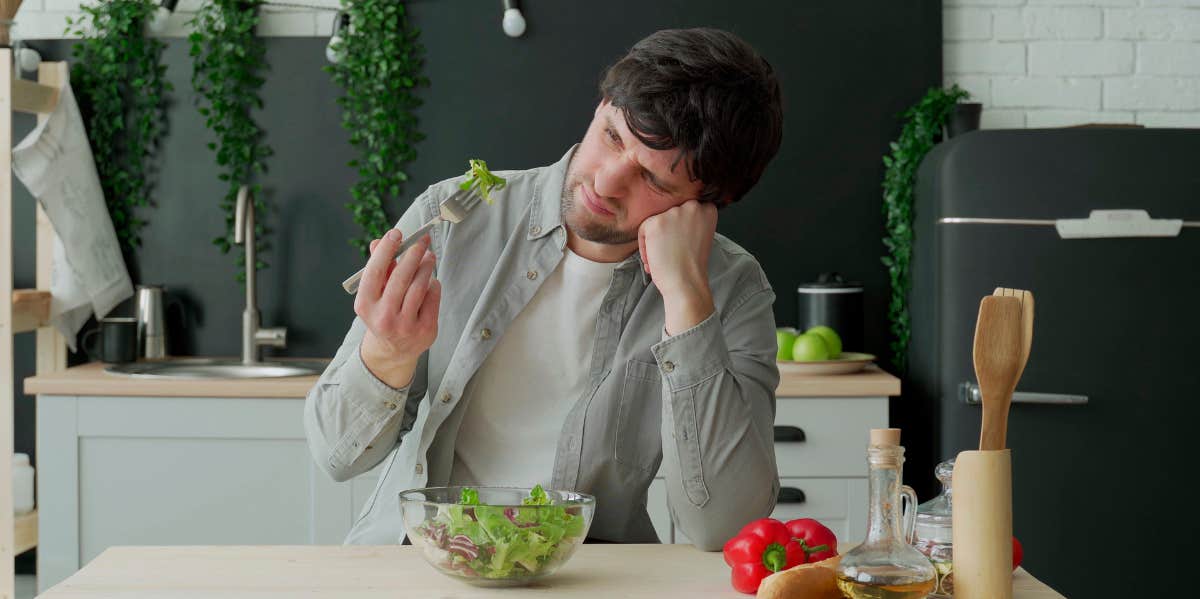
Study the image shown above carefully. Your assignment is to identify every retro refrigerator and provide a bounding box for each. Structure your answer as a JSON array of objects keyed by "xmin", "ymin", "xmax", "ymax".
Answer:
[{"xmin": 906, "ymin": 128, "xmax": 1199, "ymax": 597}]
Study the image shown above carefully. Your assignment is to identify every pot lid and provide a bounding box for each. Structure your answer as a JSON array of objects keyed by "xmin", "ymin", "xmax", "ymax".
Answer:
[{"xmin": 797, "ymin": 272, "xmax": 863, "ymax": 292}]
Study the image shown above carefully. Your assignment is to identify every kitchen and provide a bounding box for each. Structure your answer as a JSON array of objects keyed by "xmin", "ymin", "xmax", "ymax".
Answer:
[{"xmin": 3, "ymin": 0, "xmax": 1198, "ymax": 597}]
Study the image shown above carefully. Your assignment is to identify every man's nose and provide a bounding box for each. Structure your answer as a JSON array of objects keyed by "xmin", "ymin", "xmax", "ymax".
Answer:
[{"xmin": 593, "ymin": 155, "xmax": 637, "ymax": 199}]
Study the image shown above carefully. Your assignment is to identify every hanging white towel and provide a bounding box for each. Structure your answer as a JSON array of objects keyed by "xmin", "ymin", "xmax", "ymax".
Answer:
[{"xmin": 12, "ymin": 79, "xmax": 133, "ymax": 350}]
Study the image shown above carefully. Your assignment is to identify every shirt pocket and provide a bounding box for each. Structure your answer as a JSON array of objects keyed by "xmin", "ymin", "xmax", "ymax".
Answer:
[{"xmin": 614, "ymin": 359, "xmax": 663, "ymax": 472}]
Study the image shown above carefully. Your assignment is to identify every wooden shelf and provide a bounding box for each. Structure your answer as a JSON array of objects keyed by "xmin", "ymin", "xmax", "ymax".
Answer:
[
  {"xmin": 14, "ymin": 509, "xmax": 37, "ymax": 556},
  {"xmin": 12, "ymin": 290, "xmax": 51, "ymax": 334}
]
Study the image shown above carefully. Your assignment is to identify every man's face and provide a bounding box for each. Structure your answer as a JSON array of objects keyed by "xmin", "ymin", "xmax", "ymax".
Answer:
[{"xmin": 562, "ymin": 102, "xmax": 706, "ymax": 245}]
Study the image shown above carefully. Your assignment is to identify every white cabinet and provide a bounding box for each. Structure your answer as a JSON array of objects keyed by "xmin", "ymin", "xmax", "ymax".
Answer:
[
  {"xmin": 668, "ymin": 395, "xmax": 887, "ymax": 546},
  {"xmin": 35, "ymin": 394, "xmax": 359, "ymax": 593}
]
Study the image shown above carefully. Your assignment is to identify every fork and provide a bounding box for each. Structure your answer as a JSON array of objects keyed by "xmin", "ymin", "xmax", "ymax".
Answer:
[{"xmin": 341, "ymin": 189, "xmax": 484, "ymax": 294}]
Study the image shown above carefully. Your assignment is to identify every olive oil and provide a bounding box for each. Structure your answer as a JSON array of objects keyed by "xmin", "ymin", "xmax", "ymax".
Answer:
[{"xmin": 836, "ymin": 574, "xmax": 936, "ymax": 599}]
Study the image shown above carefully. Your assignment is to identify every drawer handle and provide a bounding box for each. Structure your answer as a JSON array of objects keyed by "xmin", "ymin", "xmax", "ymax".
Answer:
[
  {"xmin": 777, "ymin": 487, "xmax": 807, "ymax": 504},
  {"xmin": 774, "ymin": 425, "xmax": 806, "ymax": 443}
]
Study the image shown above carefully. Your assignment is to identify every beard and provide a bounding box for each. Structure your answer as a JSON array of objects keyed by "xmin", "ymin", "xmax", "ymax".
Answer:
[{"xmin": 560, "ymin": 176, "xmax": 638, "ymax": 245}]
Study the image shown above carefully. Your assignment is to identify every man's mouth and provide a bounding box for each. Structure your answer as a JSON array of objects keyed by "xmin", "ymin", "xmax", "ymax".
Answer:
[{"xmin": 579, "ymin": 184, "xmax": 614, "ymax": 217}]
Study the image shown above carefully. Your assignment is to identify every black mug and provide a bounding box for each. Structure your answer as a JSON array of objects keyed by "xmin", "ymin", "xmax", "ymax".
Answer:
[{"xmin": 81, "ymin": 317, "xmax": 138, "ymax": 364}]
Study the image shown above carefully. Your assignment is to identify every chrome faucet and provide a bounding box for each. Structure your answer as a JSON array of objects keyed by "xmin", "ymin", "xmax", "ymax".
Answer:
[{"xmin": 235, "ymin": 186, "xmax": 287, "ymax": 364}]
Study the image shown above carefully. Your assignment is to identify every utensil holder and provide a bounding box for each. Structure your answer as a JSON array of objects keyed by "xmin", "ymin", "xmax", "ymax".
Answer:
[{"xmin": 952, "ymin": 449, "xmax": 1012, "ymax": 599}]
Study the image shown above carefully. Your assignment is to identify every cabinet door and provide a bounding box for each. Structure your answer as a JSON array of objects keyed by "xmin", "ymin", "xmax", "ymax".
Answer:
[
  {"xmin": 774, "ymin": 398, "xmax": 888, "ymax": 477},
  {"xmin": 38, "ymin": 395, "xmax": 351, "ymax": 592}
]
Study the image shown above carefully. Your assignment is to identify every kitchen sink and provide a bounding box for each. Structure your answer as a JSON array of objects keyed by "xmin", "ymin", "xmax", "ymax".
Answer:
[{"xmin": 105, "ymin": 358, "xmax": 328, "ymax": 379}]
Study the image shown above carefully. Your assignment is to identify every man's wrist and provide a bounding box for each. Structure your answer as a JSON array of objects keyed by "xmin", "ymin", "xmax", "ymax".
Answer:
[
  {"xmin": 662, "ymin": 283, "xmax": 715, "ymax": 336},
  {"xmin": 359, "ymin": 337, "xmax": 419, "ymax": 389}
]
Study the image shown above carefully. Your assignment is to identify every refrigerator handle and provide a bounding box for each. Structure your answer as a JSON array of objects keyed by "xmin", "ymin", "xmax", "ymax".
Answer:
[{"xmin": 959, "ymin": 381, "xmax": 1089, "ymax": 406}]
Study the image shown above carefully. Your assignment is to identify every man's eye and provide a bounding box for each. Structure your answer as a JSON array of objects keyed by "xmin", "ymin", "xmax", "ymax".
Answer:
[
  {"xmin": 644, "ymin": 175, "xmax": 666, "ymax": 194},
  {"xmin": 605, "ymin": 128, "xmax": 620, "ymax": 145}
]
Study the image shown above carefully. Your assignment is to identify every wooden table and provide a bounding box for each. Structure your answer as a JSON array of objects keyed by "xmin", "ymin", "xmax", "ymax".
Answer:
[{"xmin": 38, "ymin": 545, "xmax": 1066, "ymax": 598}]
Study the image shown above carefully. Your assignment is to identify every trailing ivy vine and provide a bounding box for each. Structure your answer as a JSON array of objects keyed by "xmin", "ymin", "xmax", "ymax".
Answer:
[
  {"xmin": 881, "ymin": 85, "xmax": 969, "ymax": 373},
  {"xmin": 326, "ymin": 0, "xmax": 427, "ymax": 255},
  {"xmin": 67, "ymin": 0, "xmax": 171, "ymax": 254},
  {"xmin": 188, "ymin": 0, "xmax": 272, "ymax": 280}
]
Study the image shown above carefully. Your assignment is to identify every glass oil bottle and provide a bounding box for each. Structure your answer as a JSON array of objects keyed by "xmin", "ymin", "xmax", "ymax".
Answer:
[{"xmin": 834, "ymin": 428, "xmax": 936, "ymax": 599}]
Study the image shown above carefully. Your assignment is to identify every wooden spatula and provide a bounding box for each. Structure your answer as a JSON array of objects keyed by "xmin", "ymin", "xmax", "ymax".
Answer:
[
  {"xmin": 993, "ymin": 287, "xmax": 1034, "ymax": 383},
  {"xmin": 973, "ymin": 295, "xmax": 1024, "ymax": 451}
]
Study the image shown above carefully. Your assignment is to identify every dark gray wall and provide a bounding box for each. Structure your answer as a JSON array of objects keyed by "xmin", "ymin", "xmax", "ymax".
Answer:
[{"xmin": 13, "ymin": 0, "xmax": 940, "ymax": 465}]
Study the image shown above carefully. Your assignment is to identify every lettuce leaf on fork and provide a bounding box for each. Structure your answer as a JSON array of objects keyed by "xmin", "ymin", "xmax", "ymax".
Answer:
[{"xmin": 459, "ymin": 159, "xmax": 507, "ymax": 204}]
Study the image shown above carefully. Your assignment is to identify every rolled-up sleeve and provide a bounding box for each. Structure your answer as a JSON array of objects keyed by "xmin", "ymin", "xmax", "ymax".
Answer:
[
  {"xmin": 652, "ymin": 285, "xmax": 780, "ymax": 551},
  {"xmin": 304, "ymin": 317, "xmax": 428, "ymax": 482}
]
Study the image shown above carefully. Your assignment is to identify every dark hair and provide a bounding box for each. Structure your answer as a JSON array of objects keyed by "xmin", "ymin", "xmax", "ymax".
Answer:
[{"xmin": 599, "ymin": 28, "xmax": 783, "ymax": 207}]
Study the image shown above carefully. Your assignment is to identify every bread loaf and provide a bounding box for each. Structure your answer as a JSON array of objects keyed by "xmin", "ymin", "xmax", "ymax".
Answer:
[{"xmin": 755, "ymin": 555, "xmax": 842, "ymax": 599}]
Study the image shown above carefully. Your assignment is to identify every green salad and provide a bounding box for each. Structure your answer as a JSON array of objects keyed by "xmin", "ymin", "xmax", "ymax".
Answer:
[
  {"xmin": 459, "ymin": 159, "xmax": 507, "ymax": 204},
  {"xmin": 415, "ymin": 485, "xmax": 586, "ymax": 579}
]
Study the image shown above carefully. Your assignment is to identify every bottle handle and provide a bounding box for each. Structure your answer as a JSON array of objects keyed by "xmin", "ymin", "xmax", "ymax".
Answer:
[{"xmin": 900, "ymin": 484, "xmax": 919, "ymax": 544}]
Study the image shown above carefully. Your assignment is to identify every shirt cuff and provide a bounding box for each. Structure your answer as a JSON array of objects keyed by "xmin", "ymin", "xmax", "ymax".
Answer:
[
  {"xmin": 328, "ymin": 348, "xmax": 413, "ymax": 463},
  {"xmin": 651, "ymin": 311, "xmax": 732, "ymax": 391}
]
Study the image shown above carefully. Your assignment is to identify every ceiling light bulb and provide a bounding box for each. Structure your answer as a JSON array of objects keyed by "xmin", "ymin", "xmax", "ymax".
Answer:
[
  {"xmin": 326, "ymin": 11, "xmax": 350, "ymax": 64},
  {"xmin": 502, "ymin": 3, "xmax": 525, "ymax": 38},
  {"xmin": 147, "ymin": 0, "xmax": 178, "ymax": 34},
  {"xmin": 325, "ymin": 35, "xmax": 343, "ymax": 63}
]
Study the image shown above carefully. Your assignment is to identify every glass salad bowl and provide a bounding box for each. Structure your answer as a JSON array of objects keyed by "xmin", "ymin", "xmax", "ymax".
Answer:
[{"xmin": 398, "ymin": 485, "xmax": 596, "ymax": 587}]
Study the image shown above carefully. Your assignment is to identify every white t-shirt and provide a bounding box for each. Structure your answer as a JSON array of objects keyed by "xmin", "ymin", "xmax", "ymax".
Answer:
[{"xmin": 449, "ymin": 247, "xmax": 620, "ymax": 488}]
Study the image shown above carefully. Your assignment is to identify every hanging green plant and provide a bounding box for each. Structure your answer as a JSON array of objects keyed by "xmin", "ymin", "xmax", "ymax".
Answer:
[
  {"xmin": 326, "ymin": 0, "xmax": 428, "ymax": 255},
  {"xmin": 66, "ymin": 0, "xmax": 171, "ymax": 254},
  {"xmin": 881, "ymin": 85, "xmax": 969, "ymax": 373},
  {"xmin": 188, "ymin": 0, "xmax": 272, "ymax": 280}
]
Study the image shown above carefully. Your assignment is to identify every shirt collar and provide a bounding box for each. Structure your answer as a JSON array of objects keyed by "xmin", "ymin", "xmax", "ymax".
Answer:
[{"xmin": 527, "ymin": 145, "xmax": 575, "ymax": 242}]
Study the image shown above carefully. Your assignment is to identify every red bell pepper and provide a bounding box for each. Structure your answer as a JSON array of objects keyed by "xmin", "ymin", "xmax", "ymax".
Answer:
[
  {"xmin": 722, "ymin": 518, "xmax": 805, "ymax": 594},
  {"xmin": 784, "ymin": 518, "xmax": 838, "ymax": 563}
]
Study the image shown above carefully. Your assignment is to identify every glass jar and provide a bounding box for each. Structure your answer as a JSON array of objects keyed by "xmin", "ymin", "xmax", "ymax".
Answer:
[
  {"xmin": 914, "ymin": 459, "xmax": 955, "ymax": 597},
  {"xmin": 834, "ymin": 429, "xmax": 936, "ymax": 599}
]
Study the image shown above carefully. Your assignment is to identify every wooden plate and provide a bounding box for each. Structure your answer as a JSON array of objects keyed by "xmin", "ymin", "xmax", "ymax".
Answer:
[{"xmin": 777, "ymin": 352, "xmax": 876, "ymax": 375}]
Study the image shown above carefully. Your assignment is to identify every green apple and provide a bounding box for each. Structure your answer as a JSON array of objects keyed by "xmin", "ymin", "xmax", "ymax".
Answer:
[
  {"xmin": 791, "ymin": 333, "xmax": 831, "ymax": 361},
  {"xmin": 805, "ymin": 325, "xmax": 842, "ymax": 359},
  {"xmin": 776, "ymin": 328, "xmax": 798, "ymax": 361}
]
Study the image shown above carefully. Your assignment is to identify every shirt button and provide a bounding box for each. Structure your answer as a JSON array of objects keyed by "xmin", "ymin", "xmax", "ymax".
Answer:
[
  {"xmin": 480, "ymin": 328, "xmax": 492, "ymax": 340},
  {"xmin": 662, "ymin": 361, "xmax": 676, "ymax": 372},
  {"xmin": 527, "ymin": 270, "xmax": 538, "ymax": 280},
  {"xmin": 385, "ymin": 402, "xmax": 397, "ymax": 410},
  {"xmin": 440, "ymin": 391, "xmax": 453, "ymax": 404},
  {"xmin": 530, "ymin": 225, "xmax": 542, "ymax": 235},
  {"xmin": 415, "ymin": 463, "xmax": 424, "ymax": 475}
]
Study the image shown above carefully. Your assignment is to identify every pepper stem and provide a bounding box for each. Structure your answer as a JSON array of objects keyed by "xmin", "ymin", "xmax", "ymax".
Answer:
[
  {"xmin": 762, "ymin": 542, "xmax": 788, "ymax": 572},
  {"xmin": 795, "ymin": 538, "xmax": 831, "ymax": 560}
]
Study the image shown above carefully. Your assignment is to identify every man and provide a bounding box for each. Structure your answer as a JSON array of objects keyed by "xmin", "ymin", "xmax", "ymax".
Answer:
[{"xmin": 305, "ymin": 27, "xmax": 783, "ymax": 551}]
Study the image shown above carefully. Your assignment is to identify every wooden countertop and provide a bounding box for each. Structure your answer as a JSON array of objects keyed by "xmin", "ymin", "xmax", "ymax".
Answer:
[
  {"xmin": 24, "ymin": 361, "xmax": 320, "ymax": 398},
  {"xmin": 25, "ymin": 360, "xmax": 900, "ymax": 399},
  {"xmin": 37, "ymin": 544, "xmax": 1064, "ymax": 598}
]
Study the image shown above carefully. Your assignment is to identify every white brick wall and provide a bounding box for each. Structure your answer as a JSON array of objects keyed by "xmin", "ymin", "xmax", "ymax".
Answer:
[
  {"xmin": 946, "ymin": 0, "xmax": 1200, "ymax": 128},
  {"xmin": 12, "ymin": 0, "xmax": 341, "ymax": 39}
]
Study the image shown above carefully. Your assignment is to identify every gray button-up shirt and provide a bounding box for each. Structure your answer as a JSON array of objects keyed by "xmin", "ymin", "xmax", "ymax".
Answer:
[{"xmin": 304, "ymin": 146, "xmax": 780, "ymax": 550}]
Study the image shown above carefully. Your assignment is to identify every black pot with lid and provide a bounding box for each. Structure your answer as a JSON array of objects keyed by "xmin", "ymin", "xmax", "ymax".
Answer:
[{"xmin": 796, "ymin": 272, "xmax": 863, "ymax": 353}]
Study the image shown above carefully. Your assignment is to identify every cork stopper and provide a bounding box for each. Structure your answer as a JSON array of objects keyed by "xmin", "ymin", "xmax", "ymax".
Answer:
[{"xmin": 870, "ymin": 428, "xmax": 901, "ymax": 447}]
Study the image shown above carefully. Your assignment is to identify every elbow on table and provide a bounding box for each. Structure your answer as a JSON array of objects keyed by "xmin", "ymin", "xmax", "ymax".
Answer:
[{"xmin": 680, "ymin": 480, "xmax": 779, "ymax": 552}]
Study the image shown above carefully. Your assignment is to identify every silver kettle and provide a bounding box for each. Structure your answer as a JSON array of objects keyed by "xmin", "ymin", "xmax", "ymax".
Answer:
[{"xmin": 135, "ymin": 285, "xmax": 168, "ymax": 360}]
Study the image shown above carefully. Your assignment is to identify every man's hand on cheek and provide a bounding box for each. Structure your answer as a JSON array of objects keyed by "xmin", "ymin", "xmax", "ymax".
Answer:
[{"xmin": 637, "ymin": 200, "xmax": 718, "ymax": 335}]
